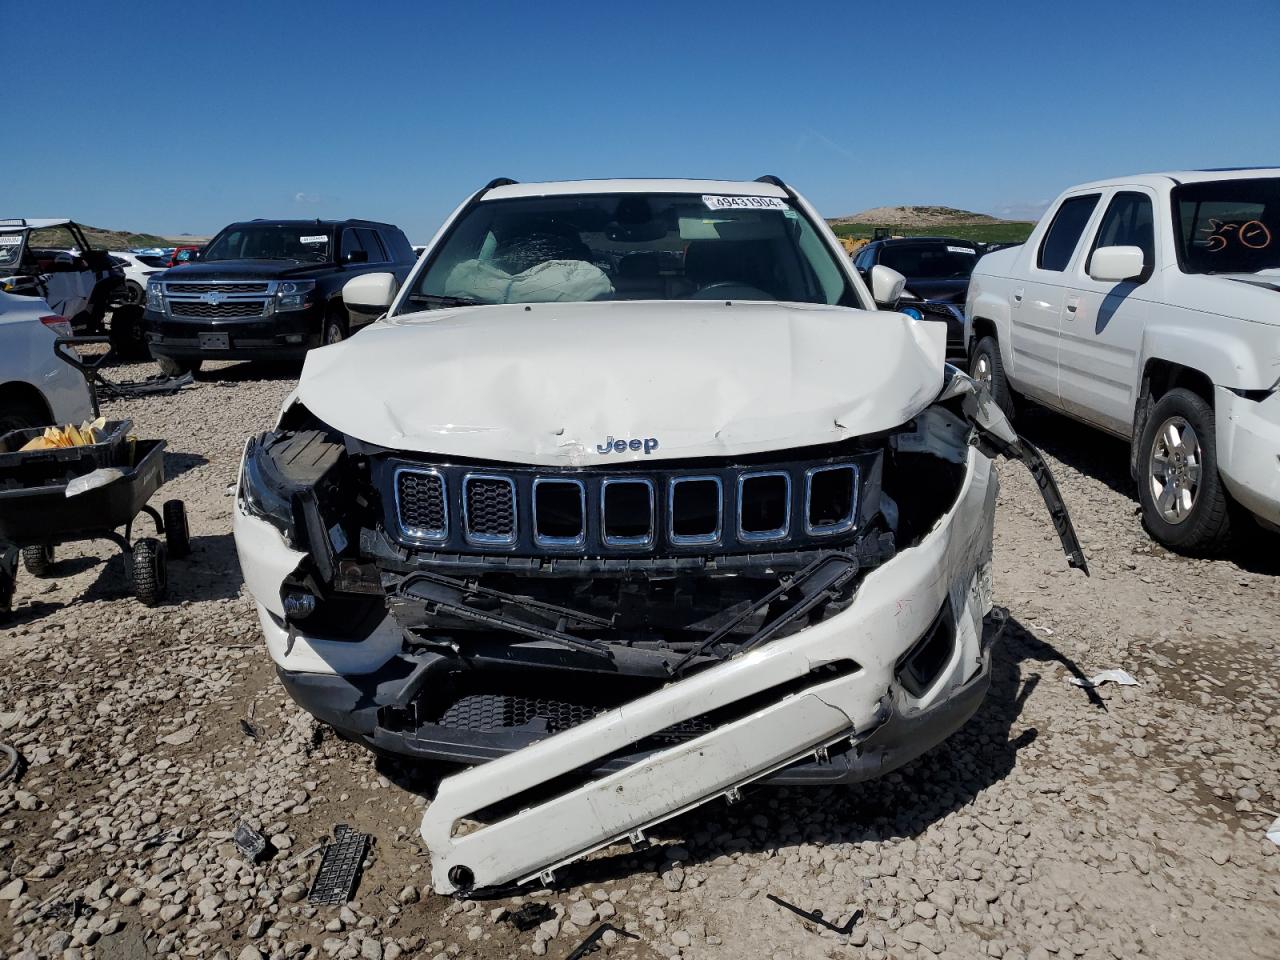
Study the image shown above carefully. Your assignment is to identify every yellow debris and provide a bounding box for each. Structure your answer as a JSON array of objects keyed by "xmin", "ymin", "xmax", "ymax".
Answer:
[{"xmin": 19, "ymin": 417, "xmax": 108, "ymax": 452}]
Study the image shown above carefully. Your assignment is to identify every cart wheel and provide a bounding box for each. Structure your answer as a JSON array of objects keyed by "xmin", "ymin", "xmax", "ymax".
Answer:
[
  {"xmin": 21, "ymin": 544, "xmax": 54, "ymax": 578},
  {"xmin": 132, "ymin": 538, "xmax": 168, "ymax": 607},
  {"xmin": 163, "ymin": 500, "xmax": 191, "ymax": 559}
]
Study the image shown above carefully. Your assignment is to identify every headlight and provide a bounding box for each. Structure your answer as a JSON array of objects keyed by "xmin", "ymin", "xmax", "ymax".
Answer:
[
  {"xmin": 276, "ymin": 280, "xmax": 316, "ymax": 312},
  {"xmin": 145, "ymin": 280, "xmax": 164, "ymax": 311},
  {"xmin": 240, "ymin": 436, "xmax": 296, "ymax": 538}
]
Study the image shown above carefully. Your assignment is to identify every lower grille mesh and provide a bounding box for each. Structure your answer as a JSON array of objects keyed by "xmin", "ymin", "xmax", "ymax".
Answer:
[
  {"xmin": 169, "ymin": 301, "xmax": 265, "ymax": 318},
  {"xmin": 398, "ymin": 471, "xmax": 445, "ymax": 536},
  {"xmin": 465, "ymin": 477, "xmax": 515, "ymax": 539}
]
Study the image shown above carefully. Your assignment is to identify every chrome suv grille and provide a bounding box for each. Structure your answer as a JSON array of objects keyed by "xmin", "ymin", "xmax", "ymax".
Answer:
[
  {"xmin": 166, "ymin": 282, "xmax": 269, "ymax": 294},
  {"xmin": 169, "ymin": 301, "xmax": 265, "ymax": 319},
  {"xmin": 383, "ymin": 452, "xmax": 875, "ymax": 558}
]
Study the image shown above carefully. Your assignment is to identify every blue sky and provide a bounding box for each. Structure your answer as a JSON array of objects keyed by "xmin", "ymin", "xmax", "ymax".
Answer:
[{"xmin": 10, "ymin": 0, "xmax": 1280, "ymax": 240}]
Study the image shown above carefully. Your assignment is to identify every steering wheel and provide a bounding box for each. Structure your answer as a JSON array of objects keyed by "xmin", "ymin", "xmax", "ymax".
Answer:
[{"xmin": 692, "ymin": 281, "xmax": 773, "ymax": 301}]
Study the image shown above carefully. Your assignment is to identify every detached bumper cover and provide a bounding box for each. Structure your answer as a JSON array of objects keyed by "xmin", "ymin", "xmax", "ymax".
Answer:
[{"xmin": 1216, "ymin": 386, "xmax": 1280, "ymax": 527}]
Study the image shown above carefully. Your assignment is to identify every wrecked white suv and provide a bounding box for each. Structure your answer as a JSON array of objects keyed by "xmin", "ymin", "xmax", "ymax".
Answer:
[{"xmin": 233, "ymin": 178, "xmax": 1085, "ymax": 895}]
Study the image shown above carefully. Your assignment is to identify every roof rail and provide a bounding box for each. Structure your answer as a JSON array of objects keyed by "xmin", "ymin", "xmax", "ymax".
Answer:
[
  {"xmin": 483, "ymin": 178, "xmax": 518, "ymax": 191},
  {"xmin": 754, "ymin": 175, "xmax": 797, "ymax": 202}
]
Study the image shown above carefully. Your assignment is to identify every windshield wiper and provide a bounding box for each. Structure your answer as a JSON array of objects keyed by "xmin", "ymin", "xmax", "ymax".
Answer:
[{"xmin": 407, "ymin": 293, "xmax": 487, "ymax": 308}]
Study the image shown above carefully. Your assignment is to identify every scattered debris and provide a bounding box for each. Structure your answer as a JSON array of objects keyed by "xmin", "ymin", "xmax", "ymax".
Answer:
[
  {"xmin": 0, "ymin": 742, "xmax": 20, "ymax": 782},
  {"xmin": 233, "ymin": 822, "xmax": 268, "ymax": 862},
  {"xmin": 766, "ymin": 893, "xmax": 862, "ymax": 934},
  {"xmin": 1267, "ymin": 817, "xmax": 1280, "ymax": 848},
  {"xmin": 308, "ymin": 825, "xmax": 371, "ymax": 905},
  {"xmin": 565, "ymin": 923, "xmax": 640, "ymax": 959},
  {"xmin": 1068, "ymin": 669, "xmax": 1139, "ymax": 689},
  {"xmin": 497, "ymin": 902, "xmax": 557, "ymax": 931},
  {"xmin": 138, "ymin": 826, "xmax": 186, "ymax": 852},
  {"xmin": 239, "ymin": 718, "xmax": 261, "ymax": 739}
]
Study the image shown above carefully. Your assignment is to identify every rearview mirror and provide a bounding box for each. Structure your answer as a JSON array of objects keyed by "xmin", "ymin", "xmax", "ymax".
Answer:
[
  {"xmin": 1089, "ymin": 245, "xmax": 1145, "ymax": 283},
  {"xmin": 870, "ymin": 264, "xmax": 906, "ymax": 306},
  {"xmin": 343, "ymin": 272, "xmax": 397, "ymax": 313}
]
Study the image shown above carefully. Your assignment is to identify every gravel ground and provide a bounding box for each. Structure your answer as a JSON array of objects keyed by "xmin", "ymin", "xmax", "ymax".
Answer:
[{"xmin": 2, "ymin": 355, "xmax": 1278, "ymax": 960}]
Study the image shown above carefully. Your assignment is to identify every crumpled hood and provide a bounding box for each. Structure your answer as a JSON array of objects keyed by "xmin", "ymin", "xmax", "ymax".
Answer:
[{"xmin": 297, "ymin": 300, "xmax": 946, "ymax": 466}]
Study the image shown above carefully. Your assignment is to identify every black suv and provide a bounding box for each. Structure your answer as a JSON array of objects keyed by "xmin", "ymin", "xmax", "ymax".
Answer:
[{"xmin": 144, "ymin": 219, "xmax": 415, "ymax": 375}]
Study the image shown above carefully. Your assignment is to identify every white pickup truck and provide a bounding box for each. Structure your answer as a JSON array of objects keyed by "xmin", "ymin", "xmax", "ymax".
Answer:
[{"xmin": 966, "ymin": 168, "xmax": 1280, "ymax": 552}]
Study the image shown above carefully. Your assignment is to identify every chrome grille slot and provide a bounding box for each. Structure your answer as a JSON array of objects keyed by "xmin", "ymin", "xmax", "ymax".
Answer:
[
  {"xmin": 738, "ymin": 471, "xmax": 791, "ymax": 541},
  {"xmin": 168, "ymin": 300, "xmax": 265, "ymax": 319},
  {"xmin": 805, "ymin": 464, "xmax": 858, "ymax": 535},
  {"xmin": 396, "ymin": 468, "xmax": 447, "ymax": 541},
  {"xmin": 464, "ymin": 474, "xmax": 517, "ymax": 545},
  {"xmin": 166, "ymin": 282, "xmax": 269, "ymax": 294},
  {"xmin": 533, "ymin": 478, "xmax": 586, "ymax": 547},
  {"xmin": 601, "ymin": 478, "xmax": 655, "ymax": 547},
  {"xmin": 669, "ymin": 476, "xmax": 722, "ymax": 545}
]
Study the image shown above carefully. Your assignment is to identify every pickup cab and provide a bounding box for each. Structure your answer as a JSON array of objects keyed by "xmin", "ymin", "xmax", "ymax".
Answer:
[{"xmin": 966, "ymin": 169, "xmax": 1280, "ymax": 552}]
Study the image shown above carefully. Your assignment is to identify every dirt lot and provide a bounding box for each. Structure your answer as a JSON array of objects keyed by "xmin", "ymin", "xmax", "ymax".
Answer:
[{"xmin": 2, "ymin": 356, "xmax": 1278, "ymax": 960}]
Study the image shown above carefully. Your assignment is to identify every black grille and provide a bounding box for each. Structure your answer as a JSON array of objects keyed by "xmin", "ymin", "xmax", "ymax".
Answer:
[
  {"xmin": 397, "ymin": 470, "xmax": 446, "ymax": 538},
  {"xmin": 533, "ymin": 480, "xmax": 584, "ymax": 543},
  {"xmin": 437, "ymin": 693, "xmax": 712, "ymax": 742},
  {"xmin": 603, "ymin": 480, "xmax": 654, "ymax": 544},
  {"xmin": 169, "ymin": 301, "xmax": 265, "ymax": 318},
  {"xmin": 465, "ymin": 476, "xmax": 515, "ymax": 540},
  {"xmin": 166, "ymin": 282, "xmax": 269, "ymax": 294}
]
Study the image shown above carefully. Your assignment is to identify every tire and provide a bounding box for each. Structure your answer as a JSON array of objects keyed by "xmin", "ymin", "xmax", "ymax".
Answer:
[
  {"xmin": 323, "ymin": 307, "xmax": 348, "ymax": 346},
  {"xmin": 969, "ymin": 335, "xmax": 1015, "ymax": 419},
  {"xmin": 21, "ymin": 544, "xmax": 54, "ymax": 578},
  {"xmin": 109, "ymin": 305, "xmax": 150, "ymax": 361},
  {"xmin": 1136, "ymin": 387, "xmax": 1232, "ymax": 554},
  {"xmin": 0, "ymin": 397, "xmax": 51, "ymax": 438},
  {"xmin": 152, "ymin": 353, "xmax": 202, "ymax": 378},
  {"xmin": 131, "ymin": 538, "xmax": 168, "ymax": 607},
  {"xmin": 163, "ymin": 500, "xmax": 191, "ymax": 558},
  {"xmin": 124, "ymin": 281, "xmax": 145, "ymax": 306}
]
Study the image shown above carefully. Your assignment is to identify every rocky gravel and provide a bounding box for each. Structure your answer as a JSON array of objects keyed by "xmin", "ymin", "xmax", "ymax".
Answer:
[{"xmin": 2, "ymin": 356, "xmax": 1278, "ymax": 960}]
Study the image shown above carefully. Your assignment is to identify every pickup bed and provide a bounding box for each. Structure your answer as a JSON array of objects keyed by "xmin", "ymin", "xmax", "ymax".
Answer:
[{"xmin": 965, "ymin": 168, "xmax": 1280, "ymax": 552}]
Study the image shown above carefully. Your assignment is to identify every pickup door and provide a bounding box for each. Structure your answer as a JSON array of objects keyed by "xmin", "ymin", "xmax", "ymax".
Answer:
[
  {"xmin": 1056, "ymin": 188, "xmax": 1158, "ymax": 436},
  {"xmin": 1011, "ymin": 193, "xmax": 1102, "ymax": 407}
]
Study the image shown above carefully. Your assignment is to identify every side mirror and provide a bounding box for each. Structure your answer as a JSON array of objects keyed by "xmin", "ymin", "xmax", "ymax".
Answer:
[
  {"xmin": 1089, "ymin": 245, "xmax": 1145, "ymax": 283},
  {"xmin": 343, "ymin": 272, "xmax": 397, "ymax": 313},
  {"xmin": 344, "ymin": 249, "xmax": 369, "ymax": 265},
  {"xmin": 870, "ymin": 264, "xmax": 906, "ymax": 307}
]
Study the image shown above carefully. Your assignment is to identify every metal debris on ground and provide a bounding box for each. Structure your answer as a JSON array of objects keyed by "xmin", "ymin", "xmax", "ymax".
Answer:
[
  {"xmin": 137, "ymin": 826, "xmax": 186, "ymax": 852},
  {"xmin": 1266, "ymin": 817, "xmax": 1280, "ymax": 849},
  {"xmin": 497, "ymin": 901, "xmax": 556, "ymax": 931},
  {"xmin": 308, "ymin": 825, "xmax": 371, "ymax": 905},
  {"xmin": 0, "ymin": 743, "xmax": 20, "ymax": 782},
  {"xmin": 565, "ymin": 923, "xmax": 641, "ymax": 959},
  {"xmin": 239, "ymin": 718, "xmax": 261, "ymax": 739},
  {"xmin": 766, "ymin": 893, "xmax": 862, "ymax": 934},
  {"xmin": 96, "ymin": 372, "xmax": 195, "ymax": 401},
  {"xmin": 233, "ymin": 822, "xmax": 268, "ymax": 862},
  {"xmin": 1068, "ymin": 669, "xmax": 1139, "ymax": 689}
]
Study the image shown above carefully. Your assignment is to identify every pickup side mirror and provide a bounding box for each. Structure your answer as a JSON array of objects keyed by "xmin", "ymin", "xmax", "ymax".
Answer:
[
  {"xmin": 344, "ymin": 249, "xmax": 369, "ymax": 265},
  {"xmin": 1089, "ymin": 245, "xmax": 1145, "ymax": 283},
  {"xmin": 870, "ymin": 264, "xmax": 906, "ymax": 307},
  {"xmin": 343, "ymin": 272, "xmax": 397, "ymax": 313}
]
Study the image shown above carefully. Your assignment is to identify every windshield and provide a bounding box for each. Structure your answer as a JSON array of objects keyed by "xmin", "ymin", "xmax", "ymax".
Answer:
[
  {"xmin": 877, "ymin": 242, "xmax": 979, "ymax": 279},
  {"xmin": 1174, "ymin": 177, "xmax": 1280, "ymax": 275},
  {"xmin": 202, "ymin": 225, "xmax": 331, "ymax": 263},
  {"xmin": 0, "ymin": 232, "xmax": 22, "ymax": 268},
  {"xmin": 403, "ymin": 192, "xmax": 855, "ymax": 310}
]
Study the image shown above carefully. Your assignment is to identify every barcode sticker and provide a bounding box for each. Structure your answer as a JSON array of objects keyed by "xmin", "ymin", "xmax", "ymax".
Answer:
[
  {"xmin": 0, "ymin": 235, "xmax": 22, "ymax": 246},
  {"xmin": 703, "ymin": 195, "xmax": 788, "ymax": 211},
  {"xmin": 300, "ymin": 235, "xmax": 328, "ymax": 244},
  {"xmin": 947, "ymin": 245, "xmax": 976, "ymax": 255}
]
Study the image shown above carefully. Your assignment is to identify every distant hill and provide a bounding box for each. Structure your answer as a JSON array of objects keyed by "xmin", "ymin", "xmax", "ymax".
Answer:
[
  {"xmin": 23, "ymin": 223, "xmax": 175, "ymax": 251},
  {"xmin": 827, "ymin": 205, "xmax": 1033, "ymax": 247}
]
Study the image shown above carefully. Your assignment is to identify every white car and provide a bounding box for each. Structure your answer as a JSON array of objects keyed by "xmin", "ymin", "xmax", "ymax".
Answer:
[
  {"xmin": 0, "ymin": 290, "xmax": 95, "ymax": 435},
  {"xmin": 109, "ymin": 251, "xmax": 169, "ymax": 307},
  {"xmin": 966, "ymin": 168, "xmax": 1280, "ymax": 552},
  {"xmin": 232, "ymin": 177, "xmax": 1084, "ymax": 895}
]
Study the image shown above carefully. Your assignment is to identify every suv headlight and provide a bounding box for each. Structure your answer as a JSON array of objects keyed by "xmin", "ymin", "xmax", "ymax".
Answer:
[
  {"xmin": 276, "ymin": 280, "xmax": 316, "ymax": 312},
  {"xmin": 145, "ymin": 280, "xmax": 164, "ymax": 311}
]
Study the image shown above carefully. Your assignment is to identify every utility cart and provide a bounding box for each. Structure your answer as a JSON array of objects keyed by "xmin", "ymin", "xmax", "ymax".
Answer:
[{"xmin": 0, "ymin": 338, "xmax": 190, "ymax": 611}]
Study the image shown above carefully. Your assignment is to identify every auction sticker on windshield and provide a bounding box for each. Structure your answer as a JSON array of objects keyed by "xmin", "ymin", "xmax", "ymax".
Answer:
[
  {"xmin": 300, "ymin": 235, "xmax": 328, "ymax": 244},
  {"xmin": 0, "ymin": 235, "xmax": 22, "ymax": 245},
  {"xmin": 947, "ymin": 246, "xmax": 976, "ymax": 255},
  {"xmin": 703, "ymin": 195, "xmax": 788, "ymax": 211}
]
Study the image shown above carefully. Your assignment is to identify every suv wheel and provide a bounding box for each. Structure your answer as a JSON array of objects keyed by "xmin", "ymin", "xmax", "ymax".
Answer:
[
  {"xmin": 970, "ymin": 336, "xmax": 1014, "ymax": 418},
  {"xmin": 323, "ymin": 308, "xmax": 348, "ymax": 346},
  {"xmin": 153, "ymin": 354, "xmax": 203, "ymax": 378},
  {"xmin": 1136, "ymin": 387, "xmax": 1232, "ymax": 553}
]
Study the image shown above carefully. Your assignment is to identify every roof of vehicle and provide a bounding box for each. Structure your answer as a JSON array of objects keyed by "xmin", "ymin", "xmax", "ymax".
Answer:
[
  {"xmin": 223, "ymin": 218, "xmax": 400, "ymax": 229},
  {"xmin": 1064, "ymin": 167, "xmax": 1280, "ymax": 191},
  {"xmin": 0, "ymin": 218, "xmax": 74, "ymax": 230},
  {"xmin": 867, "ymin": 236, "xmax": 981, "ymax": 247},
  {"xmin": 482, "ymin": 179, "xmax": 790, "ymax": 200}
]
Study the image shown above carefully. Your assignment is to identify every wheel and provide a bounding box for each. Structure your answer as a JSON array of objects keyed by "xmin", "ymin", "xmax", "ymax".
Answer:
[
  {"xmin": 969, "ymin": 336, "xmax": 1015, "ymax": 419},
  {"xmin": 131, "ymin": 538, "xmax": 168, "ymax": 606},
  {"xmin": 323, "ymin": 307, "xmax": 348, "ymax": 346},
  {"xmin": 0, "ymin": 397, "xmax": 51, "ymax": 438},
  {"xmin": 123, "ymin": 280, "xmax": 145, "ymax": 306},
  {"xmin": 109, "ymin": 305, "xmax": 150, "ymax": 361},
  {"xmin": 21, "ymin": 544, "xmax": 54, "ymax": 578},
  {"xmin": 1136, "ymin": 387, "xmax": 1232, "ymax": 554},
  {"xmin": 152, "ymin": 353, "xmax": 202, "ymax": 377},
  {"xmin": 163, "ymin": 500, "xmax": 191, "ymax": 558}
]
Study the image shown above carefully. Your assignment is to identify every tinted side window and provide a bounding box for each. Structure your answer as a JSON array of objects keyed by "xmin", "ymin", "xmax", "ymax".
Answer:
[
  {"xmin": 340, "ymin": 228, "xmax": 364, "ymax": 260},
  {"xmin": 357, "ymin": 228, "xmax": 387, "ymax": 263},
  {"xmin": 381, "ymin": 228, "xmax": 415, "ymax": 263},
  {"xmin": 1037, "ymin": 194, "xmax": 1101, "ymax": 271},
  {"xmin": 1088, "ymin": 192, "xmax": 1154, "ymax": 270}
]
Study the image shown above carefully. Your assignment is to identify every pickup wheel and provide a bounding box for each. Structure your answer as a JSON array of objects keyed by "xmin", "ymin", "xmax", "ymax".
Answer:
[
  {"xmin": 152, "ymin": 353, "xmax": 203, "ymax": 378},
  {"xmin": 970, "ymin": 336, "xmax": 1015, "ymax": 419},
  {"xmin": 1136, "ymin": 388, "xmax": 1232, "ymax": 554}
]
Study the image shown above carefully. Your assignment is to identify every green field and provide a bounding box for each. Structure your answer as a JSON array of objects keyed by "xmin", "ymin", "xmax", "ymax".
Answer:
[{"xmin": 829, "ymin": 220, "xmax": 1034, "ymax": 244}]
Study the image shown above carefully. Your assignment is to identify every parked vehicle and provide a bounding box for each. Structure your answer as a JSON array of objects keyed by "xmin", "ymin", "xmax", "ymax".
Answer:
[
  {"xmin": 0, "ymin": 220, "xmax": 124, "ymax": 332},
  {"xmin": 143, "ymin": 219, "xmax": 417, "ymax": 375},
  {"xmin": 966, "ymin": 168, "xmax": 1280, "ymax": 552},
  {"xmin": 232, "ymin": 177, "xmax": 1085, "ymax": 895},
  {"xmin": 168, "ymin": 245, "xmax": 201, "ymax": 267},
  {"xmin": 109, "ymin": 251, "xmax": 168, "ymax": 306},
  {"xmin": 854, "ymin": 237, "xmax": 981, "ymax": 360},
  {"xmin": 0, "ymin": 291, "xmax": 95, "ymax": 435}
]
